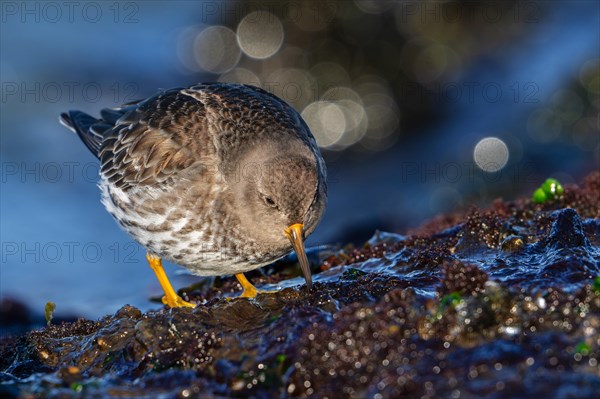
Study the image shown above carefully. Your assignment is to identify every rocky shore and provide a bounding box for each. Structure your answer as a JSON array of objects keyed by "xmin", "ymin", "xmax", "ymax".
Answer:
[{"xmin": 1, "ymin": 173, "xmax": 599, "ymax": 398}]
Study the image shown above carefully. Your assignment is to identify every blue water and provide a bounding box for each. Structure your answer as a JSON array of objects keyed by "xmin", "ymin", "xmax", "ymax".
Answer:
[{"xmin": 1, "ymin": 1, "xmax": 598, "ymax": 318}]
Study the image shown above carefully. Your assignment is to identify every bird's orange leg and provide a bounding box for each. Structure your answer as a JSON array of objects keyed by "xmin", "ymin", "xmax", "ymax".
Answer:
[
  {"xmin": 235, "ymin": 273, "xmax": 260, "ymax": 298},
  {"xmin": 146, "ymin": 253, "xmax": 195, "ymax": 308}
]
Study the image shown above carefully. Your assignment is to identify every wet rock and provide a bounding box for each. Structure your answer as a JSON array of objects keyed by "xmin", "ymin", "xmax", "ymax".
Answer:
[
  {"xmin": 292, "ymin": 284, "xmax": 599, "ymax": 398},
  {"xmin": 1, "ymin": 172, "xmax": 599, "ymax": 397},
  {"xmin": 454, "ymin": 210, "xmax": 504, "ymax": 253},
  {"xmin": 438, "ymin": 261, "xmax": 488, "ymax": 297},
  {"xmin": 582, "ymin": 219, "xmax": 600, "ymax": 246},
  {"xmin": 545, "ymin": 208, "xmax": 590, "ymax": 248},
  {"xmin": 367, "ymin": 231, "xmax": 407, "ymax": 245}
]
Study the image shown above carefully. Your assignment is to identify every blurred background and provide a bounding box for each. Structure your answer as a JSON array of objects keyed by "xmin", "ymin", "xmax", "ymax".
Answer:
[{"xmin": 1, "ymin": 0, "xmax": 599, "ymax": 319}]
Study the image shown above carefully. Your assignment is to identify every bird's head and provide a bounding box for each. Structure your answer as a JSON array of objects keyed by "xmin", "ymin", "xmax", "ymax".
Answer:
[{"xmin": 226, "ymin": 143, "xmax": 326, "ymax": 289}]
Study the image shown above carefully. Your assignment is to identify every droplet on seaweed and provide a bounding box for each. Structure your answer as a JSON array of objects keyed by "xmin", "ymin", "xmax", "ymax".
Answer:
[
  {"xmin": 500, "ymin": 235, "xmax": 525, "ymax": 252},
  {"xmin": 541, "ymin": 178, "xmax": 564, "ymax": 197}
]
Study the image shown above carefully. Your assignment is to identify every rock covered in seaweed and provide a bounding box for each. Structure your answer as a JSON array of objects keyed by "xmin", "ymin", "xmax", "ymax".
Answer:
[{"xmin": 1, "ymin": 172, "xmax": 599, "ymax": 398}]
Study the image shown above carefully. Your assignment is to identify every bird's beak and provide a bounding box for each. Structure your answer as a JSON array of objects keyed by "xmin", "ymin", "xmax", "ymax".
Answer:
[{"xmin": 284, "ymin": 223, "xmax": 313, "ymax": 290}]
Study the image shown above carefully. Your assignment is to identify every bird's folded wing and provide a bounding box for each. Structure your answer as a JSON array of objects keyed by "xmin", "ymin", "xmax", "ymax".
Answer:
[{"xmin": 99, "ymin": 90, "xmax": 210, "ymax": 190}]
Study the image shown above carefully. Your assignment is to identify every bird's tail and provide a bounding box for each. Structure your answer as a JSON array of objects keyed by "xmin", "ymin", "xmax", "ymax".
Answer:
[{"xmin": 59, "ymin": 111, "xmax": 104, "ymax": 158}]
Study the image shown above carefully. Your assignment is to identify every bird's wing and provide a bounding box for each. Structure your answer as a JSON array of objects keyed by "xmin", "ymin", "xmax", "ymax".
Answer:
[
  {"xmin": 99, "ymin": 89, "xmax": 213, "ymax": 191},
  {"xmin": 183, "ymin": 83, "xmax": 320, "ymax": 161}
]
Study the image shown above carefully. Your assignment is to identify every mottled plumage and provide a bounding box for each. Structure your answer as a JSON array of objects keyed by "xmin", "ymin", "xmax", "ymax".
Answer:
[{"xmin": 60, "ymin": 83, "xmax": 326, "ymax": 304}]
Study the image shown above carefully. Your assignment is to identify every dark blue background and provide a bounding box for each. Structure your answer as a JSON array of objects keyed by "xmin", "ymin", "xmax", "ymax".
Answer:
[{"xmin": 1, "ymin": 1, "xmax": 598, "ymax": 317}]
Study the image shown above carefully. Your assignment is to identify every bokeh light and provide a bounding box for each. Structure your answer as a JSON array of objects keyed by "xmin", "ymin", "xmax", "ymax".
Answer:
[
  {"xmin": 164, "ymin": 1, "xmax": 596, "ymax": 165},
  {"xmin": 237, "ymin": 11, "xmax": 284, "ymax": 60},
  {"xmin": 310, "ymin": 63, "xmax": 351, "ymax": 91},
  {"xmin": 218, "ymin": 67, "xmax": 262, "ymax": 87},
  {"xmin": 360, "ymin": 92, "xmax": 400, "ymax": 151},
  {"xmin": 131, "ymin": 2, "xmax": 599, "ymax": 161},
  {"xmin": 474, "ymin": 137, "xmax": 509, "ymax": 172},
  {"xmin": 302, "ymin": 101, "xmax": 347, "ymax": 148},
  {"xmin": 194, "ymin": 26, "xmax": 241, "ymax": 73},
  {"xmin": 265, "ymin": 68, "xmax": 314, "ymax": 110},
  {"xmin": 176, "ymin": 26, "xmax": 204, "ymax": 73}
]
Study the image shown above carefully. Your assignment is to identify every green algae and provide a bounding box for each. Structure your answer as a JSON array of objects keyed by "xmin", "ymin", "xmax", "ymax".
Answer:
[
  {"xmin": 44, "ymin": 302, "xmax": 56, "ymax": 326},
  {"xmin": 532, "ymin": 178, "xmax": 564, "ymax": 204},
  {"xmin": 593, "ymin": 276, "xmax": 600, "ymax": 294}
]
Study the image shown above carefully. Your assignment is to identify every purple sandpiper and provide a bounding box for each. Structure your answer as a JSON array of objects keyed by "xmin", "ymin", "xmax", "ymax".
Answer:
[{"xmin": 60, "ymin": 83, "xmax": 327, "ymax": 307}]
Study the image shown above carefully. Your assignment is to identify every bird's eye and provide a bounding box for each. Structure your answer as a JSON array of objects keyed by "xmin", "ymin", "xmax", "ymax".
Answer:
[{"xmin": 262, "ymin": 195, "xmax": 277, "ymax": 208}]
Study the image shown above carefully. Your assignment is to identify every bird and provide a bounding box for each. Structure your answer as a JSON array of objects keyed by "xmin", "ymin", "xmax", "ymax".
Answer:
[{"xmin": 60, "ymin": 83, "xmax": 327, "ymax": 308}]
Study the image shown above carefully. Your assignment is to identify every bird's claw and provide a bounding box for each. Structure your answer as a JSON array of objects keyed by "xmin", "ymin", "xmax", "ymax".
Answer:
[{"xmin": 162, "ymin": 295, "xmax": 195, "ymax": 308}]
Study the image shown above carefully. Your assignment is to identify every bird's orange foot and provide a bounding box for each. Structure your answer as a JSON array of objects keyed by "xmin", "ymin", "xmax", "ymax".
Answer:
[
  {"xmin": 147, "ymin": 253, "xmax": 196, "ymax": 308},
  {"xmin": 232, "ymin": 273, "xmax": 274, "ymax": 299},
  {"xmin": 161, "ymin": 294, "xmax": 195, "ymax": 308}
]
